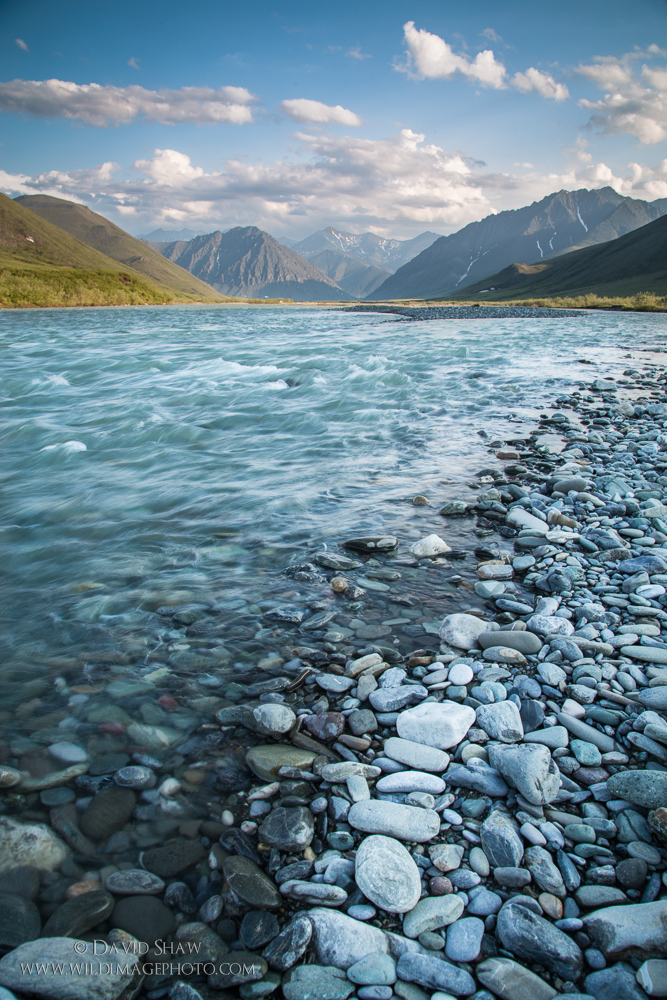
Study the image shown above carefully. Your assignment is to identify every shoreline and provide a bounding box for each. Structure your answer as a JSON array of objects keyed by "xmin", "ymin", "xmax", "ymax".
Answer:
[{"xmin": 1, "ymin": 354, "xmax": 667, "ymax": 999}]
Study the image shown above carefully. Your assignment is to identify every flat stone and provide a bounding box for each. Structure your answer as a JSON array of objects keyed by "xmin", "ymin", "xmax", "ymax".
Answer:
[
  {"xmin": 246, "ymin": 746, "xmax": 317, "ymax": 782},
  {"xmin": 584, "ymin": 900, "xmax": 667, "ymax": 960},
  {"xmin": 79, "ymin": 787, "xmax": 136, "ymax": 841},
  {"xmin": 395, "ymin": 952, "xmax": 475, "ymax": 996},
  {"xmin": 448, "ymin": 662, "xmax": 473, "ymax": 685},
  {"xmin": 347, "ymin": 953, "xmax": 396, "ymax": 986},
  {"xmin": 348, "ymin": 801, "xmax": 439, "ymax": 843},
  {"xmin": 222, "ymin": 856, "xmax": 281, "ymax": 910},
  {"xmin": 282, "ymin": 964, "xmax": 354, "ymax": 1000},
  {"xmin": 439, "ymin": 613, "xmax": 488, "ymax": 650},
  {"xmin": 47, "ymin": 742, "xmax": 88, "ymax": 765},
  {"xmin": 104, "ymin": 870, "xmax": 165, "ymax": 895},
  {"xmin": 0, "ymin": 892, "xmax": 41, "ymax": 951},
  {"xmin": 476, "ymin": 701, "xmax": 524, "ymax": 743},
  {"xmin": 376, "ymin": 771, "xmax": 445, "ymax": 795},
  {"xmin": 240, "ymin": 910, "xmax": 280, "ymax": 950},
  {"xmin": 488, "ymin": 743, "xmax": 561, "ymax": 805},
  {"xmin": 557, "ymin": 714, "xmax": 615, "ymax": 752},
  {"xmin": 142, "ymin": 839, "xmax": 204, "ymax": 877},
  {"xmin": 262, "ymin": 913, "xmax": 313, "ymax": 971},
  {"xmin": 383, "ymin": 738, "xmax": 449, "ymax": 773},
  {"xmin": 481, "ymin": 811, "xmax": 524, "ymax": 868},
  {"xmin": 607, "ymin": 771, "xmax": 667, "ymax": 810},
  {"xmin": 355, "ymin": 836, "xmax": 421, "ymax": 914},
  {"xmin": 497, "ymin": 901, "xmax": 583, "ymax": 979},
  {"xmin": 639, "ymin": 688, "xmax": 667, "ymax": 710},
  {"xmin": 477, "ymin": 629, "xmax": 542, "ymax": 656},
  {"xmin": 523, "ymin": 726, "xmax": 569, "ymax": 750},
  {"xmin": 0, "ymin": 938, "xmax": 141, "ymax": 999},
  {"xmin": 305, "ymin": 909, "xmax": 393, "ymax": 969},
  {"xmin": 0, "ymin": 818, "xmax": 69, "ymax": 874},
  {"xmin": 494, "ymin": 867, "xmax": 532, "ymax": 888},
  {"xmin": 259, "ymin": 807, "xmax": 314, "ymax": 852},
  {"xmin": 403, "ymin": 895, "xmax": 464, "ymax": 939},
  {"xmin": 444, "ymin": 916, "xmax": 484, "ymax": 962},
  {"xmin": 112, "ymin": 895, "xmax": 175, "ymax": 945},
  {"xmin": 429, "ymin": 844, "xmax": 464, "ymax": 873},
  {"xmin": 477, "ymin": 957, "xmax": 557, "ymax": 1000},
  {"xmin": 396, "ymin": 702, "xmax": 476, "ymax": 750},
  {"xmin": 42, "ymin": 890, "xmax": 114, "ymax": 938},
  {"xmin": 637, "ymin": 959, "xmax": 667, "ymax": 997}
]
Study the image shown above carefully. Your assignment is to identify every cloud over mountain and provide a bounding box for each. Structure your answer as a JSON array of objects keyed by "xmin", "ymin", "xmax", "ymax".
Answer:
[{"xmin": 0, "ymin": 79, "xmax": 256, "ymax": 126}]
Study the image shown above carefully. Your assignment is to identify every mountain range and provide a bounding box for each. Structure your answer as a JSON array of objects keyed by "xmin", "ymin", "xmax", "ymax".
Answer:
[
  {"xmin": 372, "ymin": 187, "xmax": 667, "ymax": 300},
  {"xmin": 153, "ymin": 227, "xmax": 350, "ymax": 300},
  {"xmin": 449, "ymin": 212, "xmax": 667, "ymax": 301}
]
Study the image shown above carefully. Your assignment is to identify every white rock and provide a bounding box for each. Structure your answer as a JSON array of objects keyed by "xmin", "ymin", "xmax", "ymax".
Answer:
[
  {"xmin": 0, "ymin": 817, "xmax": 69, "ymax": 874},
  {"xmin": 448, "ymin": 663, "xmax": 474, "ymax": 685},
  {"xmin": 348, "ymin": 800, "xmax": 440, "ymax": 842},
  {"xmin": 383, "ymin": 737, "xmax": 450, "ymax": 773},
  {"xmin": 397, "ymin": 702, "xmax": 476, "ymax": 750},
  {"xmin": 439, "ymin": 613, "xmax": 488, "ymax": 650},
  {"xmin": 376, "ymin": 771, "xmax": 446, "ymax": 795},
  {"xmin": 525, "ymin": 615, "xmax": 575, "ymax": 637},
  {"xmin": 252, "ymin": 703, "xmax": 296, "ymax": 735},
  {"xmin": 537, "ymin": 662, "xmax": 567, "ymax": 686},
  {"xmin": 355, "ymin": 836, "xmax": 422, "ymax": 913},
  {"xmin": 506, "ymin": 508, "xmax": 549, "ymax": 534},
  {"xmin": 410, "ymin": 534, "xmax": 451, "ymax": 558}
]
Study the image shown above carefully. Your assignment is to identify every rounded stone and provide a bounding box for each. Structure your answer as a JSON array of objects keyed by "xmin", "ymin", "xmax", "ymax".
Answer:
[
  {"xmin": 448, "ymin": 663, "xmax": 474, "ymax": 686},
  {"xmin": 348, "ymin": 800, "xmax": 440, "ymax": 843},
  {"xmin": 444, "ymin": 916, "xmax": 484, "ymax": 962},
  {"xmin": 439, "ymin": 613, "xmax": 488, "ymax": 650},
  {"xmin": 112, "ymin": 895, "xmax": 176, "ymax": 945},
  {"xmin": 355, "ymin": 835, "xmax": 422, "ymax": 914},
  {"xmin": 402, "ymin": 894, "xmax": 465, "ymax": 938},
  {"xmin": 375, "ymin": 771, "xmax": 446, "ymax": 795},
  {"xmin": 42, "ymin": 890, "xmax": 114, "ymax": 938},
  {"xmin": 397, "ymin": 701, "xmax": 476, "ymax": 750},
  {"xmin": 252, "ymin": 703, "xmax": 296, "ymax": 735},
  {"xmin": 222, "ymin": 855, "xmax": 281, "ymax": 910},
  {"xmin": 259, "ymin": 807, "xmax": 314, "ymax": 852},
  {"xmin": 79, "ymin": 787, "xmax": 137, "ymax": 842},
  {"xmin": 245, "ymin": 746, "xmax": 317, "ymax": 781},
  {"xmin": 104, "ymin": 870, "xmax": 165, "ymax": 895},
  {"xmin": 142, "ymin": 839, "xmax": 204, "ymax": 877},
  {"xmin": 383, "ymin": 737, "xmax": 449, "ymax": 773},
  {"xmin": 0, "ymin": 892, "xmax": 41, "ymax": 951},
  {"xmin": 0, "ymin": 818, "xmax": 69, "ymax": 874}
]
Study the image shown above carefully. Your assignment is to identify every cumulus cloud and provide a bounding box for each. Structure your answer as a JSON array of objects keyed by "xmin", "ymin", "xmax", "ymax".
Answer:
[
  {"xmin": 399, "ymin": 21, "xmax": 506, "ymax": 88},
  {"xmin": 2, "ymin": 128, "xmax": 664, "ymax": 239},
  {"xmin": 511, "ymin": 67, "xmax": 569, "ymax": 101},
  {"xmin": 279, "ymin": 98, "xmax": 362, "ymax": 126},
  {"xmin": 0, "ymin": 79, "xmax": 256, "ymax": 126},
  {"xmin": 578, "ymin": 51, "xmax": 667, "ymax": 143}
]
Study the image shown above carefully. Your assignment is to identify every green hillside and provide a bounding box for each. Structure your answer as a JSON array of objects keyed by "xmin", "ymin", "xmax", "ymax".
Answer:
[
  {"xmin": 16, "ymin": 195, "xmax": 223, "ymax": 302},
  {"xmin": 449, "ymin": 213, "xmax": 667, "ymax": 302}
]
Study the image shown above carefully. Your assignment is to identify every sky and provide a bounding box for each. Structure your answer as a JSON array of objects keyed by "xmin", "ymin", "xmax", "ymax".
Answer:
[{"xmin": 1, "ymin": 0, "xmax": 666, "ymax": 239}]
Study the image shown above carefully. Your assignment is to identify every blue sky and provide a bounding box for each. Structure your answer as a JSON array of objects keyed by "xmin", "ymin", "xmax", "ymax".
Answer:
[{"xmin": 1, "ymin": 0, "xmax": 666, "ymax": 238}]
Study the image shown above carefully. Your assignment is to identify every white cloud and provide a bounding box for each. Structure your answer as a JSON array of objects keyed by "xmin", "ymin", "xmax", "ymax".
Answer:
[
  {"xmin": 511, "ymin": 67, "xmax": 569, "ymax": 101},
  {"xmin": 399, "ymin": 21, "xmax": 506, "ymax": 89},
  {"xmin": 347, "ymin": 46, "xmax": 371, "ymax": 61},
  {"xmin": 15, "ymin": 39, "xmax": 29, "ymax": 52},
  {"xmin": 578, "ymin": 51, "xmax": 667, "ymax": 143},
  {"xmin": 0, "ymin": 79, "xmax": 256, "ymax": 126},
  {"xmin": 2, "ymin": 128, "xmax": 664, "ymax": 239},
  {"xmin": 127, "ymin": 58, "xmax": 140, "ymax": 70},
  {"xmin": 279, "ymin": 98, "xmax": 362, "ymax": 126}
]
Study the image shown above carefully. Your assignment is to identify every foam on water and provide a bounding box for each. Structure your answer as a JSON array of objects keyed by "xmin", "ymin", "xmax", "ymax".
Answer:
[{"xmin": 0, "ymin": 305, "xmax": 665, "ymax": 663}]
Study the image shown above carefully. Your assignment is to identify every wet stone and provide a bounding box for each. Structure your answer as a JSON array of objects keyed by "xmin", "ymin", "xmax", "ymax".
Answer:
[
  {"xmin": 240, "ymin": 910, "xmax": 280, "ymax": 950},
  {"xmin": 105, "ymin": 870, "xmax": 165, "ymax": 895},
  {"xmin": 262, "ymin": 913, "xmax": 313, "ymax": 971},
  {"xmin": 79, "ymin": 786, "xmax": 136, "ymax": 841},
  {"xmin": 112, "ymin": 895, "xmax": 176, "ymax": 945},
  {"xmin": 0, "ymin": 867, "xmax": 40, "ymax": 901},
  {"xmin": 0, "ymin": 893, "xmax": 41, "ymax": 952},
  {"xmin": 142, "ymin": 839, "xmax": 204, "ymax": 877},
  {"xmin": 222, "ymin": 855, "xmax": 281, "ymax": 911},
  {"xmin": 259, "ymin": 806, "xmax": 314, "ymax": 852},
  {"xmin": 42, "ymin": 889, "xmax": 114, "ymax": 938}
]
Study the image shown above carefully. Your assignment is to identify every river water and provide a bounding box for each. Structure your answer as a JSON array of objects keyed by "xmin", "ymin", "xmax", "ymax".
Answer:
[{"xmin": 0, "ymin": 305, "xmax": 665, "ymax": 745}]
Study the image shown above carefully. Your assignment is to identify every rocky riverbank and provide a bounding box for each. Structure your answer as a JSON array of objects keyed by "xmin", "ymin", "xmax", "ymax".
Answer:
[
  {"xmin": 2, "ymin": 363, "xmax": 667, "ymax": 1000},
  {"xmin": 347, "ymin": 305, "xmax": 584, "ymax": 320}
]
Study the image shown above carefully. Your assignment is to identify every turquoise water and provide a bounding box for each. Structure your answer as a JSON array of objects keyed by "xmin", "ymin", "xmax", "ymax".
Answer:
[{"xmin": 0, "ymin": 305, "xmax": 664, "ymax": 673}]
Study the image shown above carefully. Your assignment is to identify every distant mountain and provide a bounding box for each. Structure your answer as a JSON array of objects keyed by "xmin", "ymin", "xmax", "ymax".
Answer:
[
  {"xmin": 306, "ymin": 249, "xmax": 392, "ymax": 299},
  {"xmin": 0, "ymin": 193, "xmax": 181, "ymax": 307},
  {"xmin": 16, "ymin": 196, "xmax": 221, "ymax": 301},
  {"xmin": 140, "ymin": 227, "xmax": 202, "ymax": 243},
  {"xmin": 291, "ymin": 227, "xmax": 440, "ymax": 271},
  {"xmin": 157, "ymin": 227, "xmax": 351, "ymax": 300},
  {"xmin": 452, "ymin": 213, "xmax": 667, "ymax": 300},
  {"xmin": 372, "ymin": 188, "xmax": 667, "ymax": 300}
]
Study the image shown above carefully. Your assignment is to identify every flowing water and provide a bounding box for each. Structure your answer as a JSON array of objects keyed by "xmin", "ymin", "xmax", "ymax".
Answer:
[{"xmin": 0, "ymin": 305, "xmax": 665, "ymax": 744}]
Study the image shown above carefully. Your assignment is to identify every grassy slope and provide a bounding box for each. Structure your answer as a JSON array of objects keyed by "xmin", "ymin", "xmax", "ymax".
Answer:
[
  {"xmin": 16, "ymin": 195, "xmax": 223, "ymax": 301},
  {"xmin": 448, "ymin": 213, "xmax": 667, "ymax": 301}
]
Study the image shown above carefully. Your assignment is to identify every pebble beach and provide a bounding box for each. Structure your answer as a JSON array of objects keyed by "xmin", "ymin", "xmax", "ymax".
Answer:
[{"xmin": 2, "ymin": 317, "xmax": 667, "ymax": 1000}]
